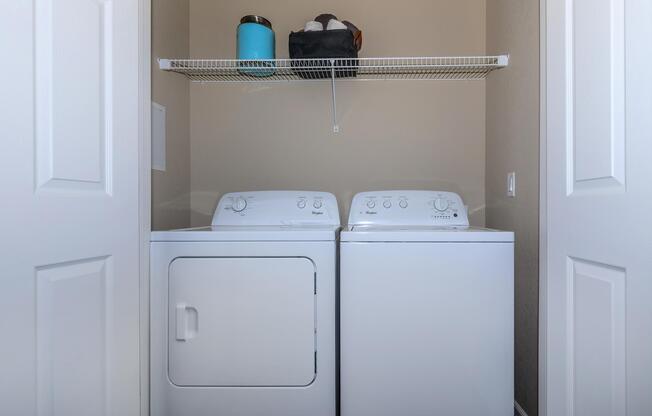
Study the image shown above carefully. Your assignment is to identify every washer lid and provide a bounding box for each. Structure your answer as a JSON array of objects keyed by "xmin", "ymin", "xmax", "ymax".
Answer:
[{"xmin": 341, "ymin": 226, "xmax": 514, "ymax": 243}]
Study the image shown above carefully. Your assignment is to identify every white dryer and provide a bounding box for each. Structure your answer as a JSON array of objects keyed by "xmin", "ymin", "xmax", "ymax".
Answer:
[
  {"xmin": 340, "ymin": 190, "xmax": 514, "ymax": 416},
  {"xmin": 150, "ymin": 191, "xmax": 339, "ymax": 416}
]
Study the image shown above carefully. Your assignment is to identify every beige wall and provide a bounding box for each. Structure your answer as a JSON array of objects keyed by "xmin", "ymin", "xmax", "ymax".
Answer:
[
  {"xmin": 151, "ymin": 0, "xmax": 191, "ymax": 230},
  {"xmin": 189, "ymin": 0, "xmax": 487, "ymax": 226},
  {"xmin": 486, "ymin": 1, "xmax": 539, "ymax": 415}
]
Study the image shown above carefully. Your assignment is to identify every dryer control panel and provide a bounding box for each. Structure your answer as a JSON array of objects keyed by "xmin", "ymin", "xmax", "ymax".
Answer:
[
  {"xmin": 348, "ymin": 190, "xmax": 469, "ymax": 227},
  {"xmin": 213, "ymin": 191, "xmax": 340, "ymax": 226}
]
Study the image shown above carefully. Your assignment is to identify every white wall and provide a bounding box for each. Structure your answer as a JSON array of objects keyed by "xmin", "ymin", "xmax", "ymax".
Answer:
[{"xmin": 188, "ymin": 0, "xmax": 488, "ymax": 226}]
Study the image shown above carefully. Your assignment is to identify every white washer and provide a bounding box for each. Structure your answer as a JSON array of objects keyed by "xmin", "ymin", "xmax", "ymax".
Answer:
[
  {"xmin": 340, "ymin": 190, "xmax": 514, "ymax": 416},
  {"xmin": 151, "ymin": 191, "xmax": 339, "ymax": 416}
]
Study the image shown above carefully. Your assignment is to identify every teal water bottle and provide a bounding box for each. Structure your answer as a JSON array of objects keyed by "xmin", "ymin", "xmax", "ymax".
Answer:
[{"xmin": 237, "ymin": 15, "xmax": 275, "ymax": 77}]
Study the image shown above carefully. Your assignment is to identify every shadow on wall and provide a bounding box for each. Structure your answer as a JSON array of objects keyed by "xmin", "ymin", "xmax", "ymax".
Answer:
[{"xmin": 153, "ymin": 193, "xmax": 193, "ymax": 230}]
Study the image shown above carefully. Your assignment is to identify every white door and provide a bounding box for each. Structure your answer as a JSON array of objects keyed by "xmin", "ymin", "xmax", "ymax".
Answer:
[
  {"xmin": 544, "ymin": 0, "xmax": 652, "ymax": 415},
  {"xmin": 0, "ymin": 0, "xmax": 142, "ymax": 415},
  {"xmin": 168, "ymin": 257, "xmax": 316, "ymax": 387}
]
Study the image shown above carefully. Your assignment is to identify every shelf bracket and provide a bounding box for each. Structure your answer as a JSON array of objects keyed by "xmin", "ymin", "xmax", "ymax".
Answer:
[
  {"xmin": 330, "ymin": 60, "xmax": 340, "ymax": 133},
  {"xmin": 158, "ymin": 58, "xmax": 172, "ymax": 70}
]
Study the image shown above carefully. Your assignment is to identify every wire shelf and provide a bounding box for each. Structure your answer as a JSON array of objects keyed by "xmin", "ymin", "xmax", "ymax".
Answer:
[{"xmin": 158, "ymin": 56, "xmax": 509, "ymax": 82}]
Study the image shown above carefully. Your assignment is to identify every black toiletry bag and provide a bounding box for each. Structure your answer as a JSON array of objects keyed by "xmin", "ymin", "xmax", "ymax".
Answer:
[{"xmin": 289, "ymin": 29, "xmax": 358, "ymax": 79}]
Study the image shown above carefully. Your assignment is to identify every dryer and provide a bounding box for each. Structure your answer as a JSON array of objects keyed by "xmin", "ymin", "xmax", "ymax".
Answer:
[
  {"xmin": 340, "ymin": 190, "xmax": 514, "ymax": 416},
  {"xmin": 150, "ymin": 191, "xmax": 339, "ymax": 416}
]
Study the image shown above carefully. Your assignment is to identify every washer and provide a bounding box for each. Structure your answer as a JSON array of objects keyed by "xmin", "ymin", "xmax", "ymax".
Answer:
[
  {"xmin": 340, "ymin": 190, "xmax": 514, "ymax": 416},
  {"xmin": 151, "ymin": 191, "xmax": 339, "ymax": 416}
]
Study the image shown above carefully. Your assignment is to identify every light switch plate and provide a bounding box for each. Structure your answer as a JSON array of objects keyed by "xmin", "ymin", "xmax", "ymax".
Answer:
[{"xmin": 507, "ymin": 172, "xmax": 516, "ymax": 197}]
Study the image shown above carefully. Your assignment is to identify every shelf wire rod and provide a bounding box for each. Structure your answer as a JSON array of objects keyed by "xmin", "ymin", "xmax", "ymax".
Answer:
[{"xmin": 330, "ymin": 59, "xmax": 339, "ymax": 133}]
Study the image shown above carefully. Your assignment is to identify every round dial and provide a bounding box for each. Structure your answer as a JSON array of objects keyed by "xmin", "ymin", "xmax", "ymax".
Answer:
[
  {"xmin": 399, "ymin": 199, "xmax": 408, "ymax": 209},
  {"xmin": 383, "ymin": 200, "xmax": 392, "ymax": 209},
  {"xmin": 366, "ymin": 200, "xmax": 376, "ymax": 209},
  {"xmin": 232, "ymin": 197, "xmax": 247, "ymax": 212},
  {"xmin": 434, "ymin": 198, "xmax": 449, "ymax": 212},
  {"xmin": 313, "ymin": 200, "xmax": 323, "ymax": 209},
  {"xmin": 297, "ymin": 199, "xmax": 306, "ymax": 209}
]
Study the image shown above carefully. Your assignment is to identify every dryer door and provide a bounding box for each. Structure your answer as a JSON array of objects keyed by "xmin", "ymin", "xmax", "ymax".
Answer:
[{"xmin": 168, "ymin": 257, "xmax": 316, "ymax": 387}]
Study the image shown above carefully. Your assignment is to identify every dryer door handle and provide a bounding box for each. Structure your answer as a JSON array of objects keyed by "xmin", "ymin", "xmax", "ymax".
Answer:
[{"xmin": 175, "ymin": 304, "xmax": 198, "ymax": 341}]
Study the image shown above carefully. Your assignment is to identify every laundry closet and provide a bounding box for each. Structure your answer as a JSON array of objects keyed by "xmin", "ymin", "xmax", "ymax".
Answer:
[{"xmin": 151, "ymin": 1, "xmax": 540, "ymax": 415}]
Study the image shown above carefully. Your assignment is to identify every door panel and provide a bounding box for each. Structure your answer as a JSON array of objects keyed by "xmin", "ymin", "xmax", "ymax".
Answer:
[
  {"xmin": 0, "ymin": 0, "xmax": 142, "ymax": 414},
  {"xmin": 36, "ymin": 257, "xmax": 113, "ymax": 416},
  {"xmin": 566, "ymin": 258, "xmax": 626, "ymax": 416},
  {"xmin": 545, "ymin": 0, "xmax": 652, "ymax": 415},
  {"xmin": 168, "ymin": 257, "xmax": 316, "ymax": 387},
  {"xmin": 35, "ymin": 0, "xmax": 113, "ymax": 191},
  {"xmin": 570, "ymin": 0, "xmax": 625, "ymax": 190}
]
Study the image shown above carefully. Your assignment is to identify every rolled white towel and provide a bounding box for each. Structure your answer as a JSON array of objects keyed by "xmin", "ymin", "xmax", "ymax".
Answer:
[
  {"xmin": 326, "ymin": 19, "xmax": 347, "ymax": 30},
  {"xmin": 304, "ymin": 21, "xmax": 324, "ymax": 31}
]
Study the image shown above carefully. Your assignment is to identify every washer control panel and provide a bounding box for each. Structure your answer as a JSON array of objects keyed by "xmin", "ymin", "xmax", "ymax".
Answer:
[
  {"xmin": 212, "ymin": 191, "xmax": 340, "ymax": 226},
  {"xmin": 348, "ymin": 190, "xmax": 469, "ymax": 227}
]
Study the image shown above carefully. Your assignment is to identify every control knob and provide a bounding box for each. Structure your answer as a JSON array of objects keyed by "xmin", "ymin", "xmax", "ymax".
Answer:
[
  {"xmin": 434, "ymin": 198, "xmax": 449, "ymax": 212},
  {"xmin": 232, "ymin": 197, "xmax": 247, "ymax": 212}
]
